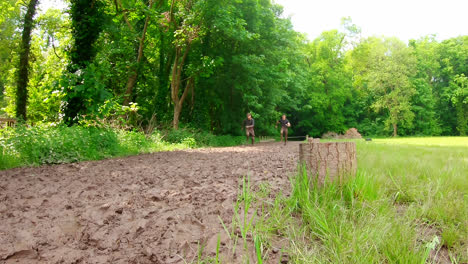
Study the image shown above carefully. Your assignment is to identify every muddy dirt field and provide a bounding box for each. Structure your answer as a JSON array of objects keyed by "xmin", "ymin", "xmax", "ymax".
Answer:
[{"xmin": 0, "ymin": 142, "xmax": 300, "ymax": 263}]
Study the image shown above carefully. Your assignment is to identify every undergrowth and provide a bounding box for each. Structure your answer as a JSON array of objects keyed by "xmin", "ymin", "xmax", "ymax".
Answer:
[
  {"xmin": 0, "ymin": 125, "xmax": 246, "ymax": 170},
  {"xmin": 164, "ymin": 128, "xmax": 247, "ymax": 147}
]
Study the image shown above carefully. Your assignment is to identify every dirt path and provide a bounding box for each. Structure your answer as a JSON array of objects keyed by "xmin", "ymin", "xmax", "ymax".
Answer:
[{"xmin": 0, "ymin": 141, "xmax": 300, "ymax": 263}]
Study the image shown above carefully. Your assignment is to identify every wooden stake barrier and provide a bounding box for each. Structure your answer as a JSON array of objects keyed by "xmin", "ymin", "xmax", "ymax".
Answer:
[
  {"xmin": 0, "ymin": 118, "xmax": 16, "ymax": 128},
  {"xmin": 299, "ymin": 142, "xmax": 357, "ymax": 185}
]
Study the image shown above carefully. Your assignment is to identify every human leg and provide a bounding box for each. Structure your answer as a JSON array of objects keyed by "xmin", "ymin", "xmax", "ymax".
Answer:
[
  {"xmin": 284, "ymin": 129, "xmax": 288, "ymax": 145},
  {"xmin": 281, "ymin": 127, "xmax": 286, "ymax": 143},
  {"xmin": 249, "ymin": 128, "xmax": 255, "ymax": 145}
]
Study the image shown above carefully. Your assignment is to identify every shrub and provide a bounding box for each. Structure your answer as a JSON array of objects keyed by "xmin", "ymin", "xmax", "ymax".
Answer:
[
  {"xmin": 164, "ymin": 127, "xmax": 245, "ymax": 147},
  {"xmin": 0, "ymin": 125, "xmax": 246, "ymax": 170}
]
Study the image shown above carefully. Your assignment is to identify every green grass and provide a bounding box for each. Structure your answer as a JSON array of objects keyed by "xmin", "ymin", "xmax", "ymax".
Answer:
[
  {"xmin": 0, "ymin": 125, "xmax": 246, "ymax": 170},
  {"xmin": 204, "ymin": 137, "xmax": 467, "ymax": 263},
  {"xmin": 371, "ymin": 137, "xmax": 468, "ymax": 147}
]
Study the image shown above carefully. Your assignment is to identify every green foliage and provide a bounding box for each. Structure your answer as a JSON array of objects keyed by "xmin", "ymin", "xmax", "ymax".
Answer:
[
  {"xmin": 63, "ymin": 0, "xmax": 107, "ymax": 124},
  {"xmin": 15, "ymin": 0, "xmax": 39, "ymax": 120},
  {"xmin": 0, "ymin": 0, "xmax": 21, "ymax": 113},
  {"xmin": 0, "ymin": 124, "xmax": 247, "ymax": 170},
  {"xmin": 68, "ymin": 0, "xmax": 106, "ymax": 68},
  {"xmin": 1, "ymin": 0, "xmax": 467, "ymax": 136},
  {"xmin": 0, "ymin": 125, "xmax": 119, "ymax": 168},
  {"xmin": 164, "ymin": 127, "xmax": 245, "ymax": 147},
  {"xmin": 0, "ymin": 125, "xmax": 145, "ymax": 169},
  {"xmin": 61, "ymin": 62, "xmax": 113, "ymax": 121},
  {"xmin": 408, "ymin": 37, "xmax": 441, "ymax": 136},
  {"xmin": 297, "ymin": 30, "xmax": 352, "ymax": 136},
  {"xmin": 450, "ymin": 74, "xmax": 468, "ymax": 135},
  {"xmin": 355, "ymin": 37, "xmax": 417, "ymax": 136},
  {"xmin": 433, "ymin": 36, "xmax": 468, "ymax": 135}
]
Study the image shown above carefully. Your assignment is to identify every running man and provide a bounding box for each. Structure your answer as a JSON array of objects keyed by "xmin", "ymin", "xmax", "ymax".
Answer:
[
  {"xmin": 242, "ymin": 113, "xmax": 255, "ymax": 145},
  {"xmin": 276, "ymin": 114, "xmax": 290, "ymax": 145}
]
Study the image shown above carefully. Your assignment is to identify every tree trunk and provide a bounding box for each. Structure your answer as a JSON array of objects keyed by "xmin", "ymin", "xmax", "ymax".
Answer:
[
  {"xmin": 122, "ymin": 0, "xmax": 153, "ymax": 106},
  {"xmin": 15, "ymin": 0, "xmax": 39, "ymax": 120},
  {"xmin": 393, "ymin": 123, "xmax": 398, "ymax": 137},
  {"xmin": 170, "ymin": 44, "xmax": 192, "ymax": 129},
  {"xmin": 173, "ymin": 103, "xmax": 182, "ymax": 129},
  {"xmin": 123, "ymin": 72, "xmax": 138, "ymax": 105},
  {"xmin": 154, "ymin": 33, "xmax": 173, "ymax": 118},
  {"xmin": 64, "ymin": 0, "xmax": 104, "ymax": 125},
  {"xmin": 172, "ymin": 76, "xmax": 194, "ymax": 129},
  {"xmin": 455, "ymin": 103, "xmax": 467, "ymax": 136}
]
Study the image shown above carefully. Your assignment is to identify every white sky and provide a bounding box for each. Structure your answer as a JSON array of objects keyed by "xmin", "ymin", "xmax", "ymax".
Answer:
[
  {"xmin": 38, "ymin": 0, "xmax": 68, "ymax": 13},
  {"xmin": 274, "ymin": 0, "xmax": 468, "ymax": 42},
  {"xmin": 39, "ymin": 0, "xmax": 468, "ymax": 42}
]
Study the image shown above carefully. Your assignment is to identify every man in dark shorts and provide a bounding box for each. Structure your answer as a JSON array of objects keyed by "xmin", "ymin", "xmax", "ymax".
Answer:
[
  {"xmin": 242, "ymin": 113, "xmax": 255, "ymax": 145},
  {"xmin": 276, "ymin": 114, "xmax": 290, "ymax": 145}
]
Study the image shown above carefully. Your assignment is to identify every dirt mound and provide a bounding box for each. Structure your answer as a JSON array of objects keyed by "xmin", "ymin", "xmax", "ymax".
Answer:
[
  {"xmin": 0, "ymin": 142, "xmax": 299, "ymax": 263},
  {"xmin": 343, "ymin": 128, "xmax": 362, "ymax": 139}
]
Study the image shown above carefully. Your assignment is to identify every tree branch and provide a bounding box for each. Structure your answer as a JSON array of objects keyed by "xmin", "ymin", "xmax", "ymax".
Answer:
[
  {"xmin": 179, "ymin": 76, "xmax": 194, "ymax": 106},
  {"xmin": 114, "ymin": 0, "xmax": 134, "ymax": 31},
  {"xmin": 51, "ymin": 36, "xmax": 62, "ymax": 59}
]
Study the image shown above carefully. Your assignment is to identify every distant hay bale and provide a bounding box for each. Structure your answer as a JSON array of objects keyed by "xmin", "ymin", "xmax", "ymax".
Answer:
[
  {"xmin": 343, "ymin": 128, "xmax": 362, "ymax": 139},
  {"xmin": 322, "ymin": 128, "xmax": 362, "ymax": 139}
]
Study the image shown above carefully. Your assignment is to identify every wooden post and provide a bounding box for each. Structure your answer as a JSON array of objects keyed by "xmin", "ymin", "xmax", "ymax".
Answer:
[{"xmin": 299, "ymin": 142, "xmax": 357, "ymax": 185}]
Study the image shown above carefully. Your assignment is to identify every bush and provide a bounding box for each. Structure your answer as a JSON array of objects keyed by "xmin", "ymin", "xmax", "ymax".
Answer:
[
  {"xmin": 0, "ymin": 125, "xmax": 246, "ymax": 170},
  {"xmin": 164, "ymin": 128, "xmax": 245, "ymax": 147},
  {"xmin": 165, "ymin": 128, "xmax": 194, "ymax": 144},
  {"xmin": 0, "ymin": 125, "xmax": 121, "ymax": 168}
]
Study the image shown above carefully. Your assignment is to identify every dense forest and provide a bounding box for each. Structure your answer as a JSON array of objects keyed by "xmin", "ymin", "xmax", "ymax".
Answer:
[{"xmin": 1, "ymin": 0, "xmax": 467, "ymax": 137}]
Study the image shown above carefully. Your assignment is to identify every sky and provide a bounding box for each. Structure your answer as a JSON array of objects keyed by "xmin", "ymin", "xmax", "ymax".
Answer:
[
  {"xmin": 273, "ymin": 0, "xmax": 468, "ymax": 42},
  {"xmin": 39, "ymin": 0, "xmax": 67, "ymax": 12},
  {"xmin": 39, "ymin": 0, "xmax": 468, "ymax": 42}
]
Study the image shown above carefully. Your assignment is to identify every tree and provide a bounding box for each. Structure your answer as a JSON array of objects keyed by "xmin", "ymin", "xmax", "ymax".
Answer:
[
  {"xmin": 27, "ymin": 8, "xmax": 71, "ymax": 122},
  {"xmin": 7, "ymin": 0, "xmax": 465, "ymax": 138},
  {"xmin": 367, "ymin": 38, "xmax": 416, "ymax": 136},
  {"xmin": 15, "ymin": 0, "xmax": 39, "ymax": 120},
  {"xmin": 298, "ymin": 30, "xmax": 352, "ymax": 136},
  {"xmin": 0, "ymin": 0, "xmax": 21, "ymax": 118},
  {"xmin": 0, "ymin": 0, "xmax": 21, "ymax": 112},
  {"xmin": 187, "ymin": 0, "xmax": 307, "ymax": 135},
  {"xmin": 451, "ymin": 74, "xmax": 468, "ymax": 135},
  {"xmin": 167, "ymin": 0, "xmax": 206, "ymax": 129},
  {"xmin": 434, "ymin": 36, "xmax": 468, "ymax": 135},
  {"xmin": 63, "ymin": 0, "xmax": 105, "ymax": 125},
  {"xmin": 121, "ymin": 0, "xmax": 155, "ymax": 106}
]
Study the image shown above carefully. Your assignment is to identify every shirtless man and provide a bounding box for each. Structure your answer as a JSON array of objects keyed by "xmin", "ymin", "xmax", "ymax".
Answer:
[
  {"xmin": 242, "ymin": 113, "xmax": 255, "ymax": 145},
  {"xmin": 276, "ymin": 114, "xmax": 290, "ymax": 145}
]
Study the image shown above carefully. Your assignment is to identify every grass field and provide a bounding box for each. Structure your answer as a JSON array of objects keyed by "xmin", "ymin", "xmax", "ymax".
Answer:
[{"xmin": 211, "ymin": 137, "xmax": 467, "ymax": 263}]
